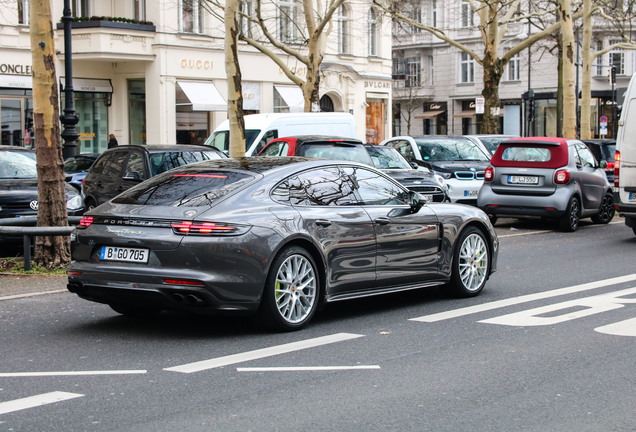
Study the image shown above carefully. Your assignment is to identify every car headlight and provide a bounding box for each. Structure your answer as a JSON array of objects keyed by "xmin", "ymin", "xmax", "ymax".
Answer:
[
  {"xmin": 66, "ymin": 195, "xmax": 84, "ymax": 211},
  {"xmin": 434, "ymin": 174, "xmax": 447, "ymax": 188},
  {"xmin": 437, "ymin": 171, "xmax": 452, "ymax": 179}
]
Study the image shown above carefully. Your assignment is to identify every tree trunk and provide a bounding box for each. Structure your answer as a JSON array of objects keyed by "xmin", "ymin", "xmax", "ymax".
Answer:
[
  {"xmin": 579, "ymin": 0, "xmax": 592, "ymax": 140},
  {"xmin": 225, "ymin": 0, "xmax": 245, "ymax": 157},
  {"xmin": 559, "ymin": 0, "xmax": 577, "ymax": 138},
  {"xmin": 481, "ymin": 55, "xmax": 503, "ymax": 134},
  {"xmin": 29, "ymin": 0, "xmax": 70, "ymax": 267}
]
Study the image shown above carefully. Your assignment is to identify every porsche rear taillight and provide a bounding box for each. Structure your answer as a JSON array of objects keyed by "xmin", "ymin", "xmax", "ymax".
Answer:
[
  {"xmin": 77, "ymin": 216, "xmax": 94, "ymax": 228},
  {"xmin": 171, "ymin": 221, "xmax": 238, "ymax": 235},
  {"xmin": 554, "ymin": 170, "xmax": 570, "ymax": 184}
]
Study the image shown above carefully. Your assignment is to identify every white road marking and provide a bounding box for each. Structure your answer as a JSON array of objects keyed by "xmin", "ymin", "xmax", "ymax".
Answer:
[
  {"xmin": 164, "ymin": 332, "xmax": 365, "ymax": 374},
  {"xmin": 410, "ymin": 274, "xmax": 636, "ymax": 323},
  {"xmin": 0, "ymin": 290, "xmax": 67, "ymax": 301},
  {"xmin": 497, "ymin": 218, "xmax": 623, "ymax": 238},
  {"xmin": 237, "ymin": 365, "xmax": 381, "ymax": 372},
  {"xmin": 595, "ymin": 317, "xmax": 636, "ymax": 337},
  {"xmin": 0, "ymin": 370, "xmax": 147, "ymax": 377},
  {"xmin": 0, "ymin": 391, "xmax": 83, "ymax": 415},
  {"xmin": 479, "ymin": 287, "xmax": 636, "ymax": 326}
]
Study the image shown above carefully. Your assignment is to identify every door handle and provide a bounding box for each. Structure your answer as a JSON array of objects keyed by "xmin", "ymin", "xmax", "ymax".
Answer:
[
  {"xmin": 315, "ymin": 219, "xmax": 332, "ymax": 227},
  {"xmin": 375, "ymin": 217, "xmax": 391, "ymax": 225}
]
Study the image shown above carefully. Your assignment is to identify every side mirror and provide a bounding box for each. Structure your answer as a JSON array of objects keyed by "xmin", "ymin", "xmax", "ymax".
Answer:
[
  {"xmin": 123, "ymin": 171, "xmax": 143, "ymax": 181},
  {"xmin": 409, "ymin": 161, "xmax": 419, "ymax": 169},
  {"xmin": 599, "ymin": 160, "xmax": 608, "ymax": 169},
  {"xmin": 408, "ymin": 190, "xmax": 425, "ymax": 212}
]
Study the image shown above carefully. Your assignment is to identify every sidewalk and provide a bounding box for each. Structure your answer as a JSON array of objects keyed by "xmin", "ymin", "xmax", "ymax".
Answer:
[{"xmin": 0, "ymin": 273, "xmax": 68, "ymax": 299}]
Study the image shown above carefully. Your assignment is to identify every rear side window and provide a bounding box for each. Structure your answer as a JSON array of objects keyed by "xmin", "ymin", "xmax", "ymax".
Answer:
[
  {"xmin": 149, "ymin": 151, "xmax": 224, "ymax": 176},
  {"xmin": 501, "ymin": 147, "xmax": 551, "ymax": 162},
  {"xmin": 112, "ymin": 171, "xmax": 254, "ymax": 207},
  {"xmin": 272, "ymin": 167, "xmax": 357, "ymax": 206}
]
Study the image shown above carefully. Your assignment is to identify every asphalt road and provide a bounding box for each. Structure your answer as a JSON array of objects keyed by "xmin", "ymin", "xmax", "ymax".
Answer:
[{"xmin": 0, "ymin": 218, "xmax": 634, "ymax": 431}]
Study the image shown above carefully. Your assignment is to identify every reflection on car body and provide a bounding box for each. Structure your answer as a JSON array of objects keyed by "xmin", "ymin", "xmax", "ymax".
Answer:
[{"xmin": 68, "ymin": 157, "xmax": 498, "ymax": 331}]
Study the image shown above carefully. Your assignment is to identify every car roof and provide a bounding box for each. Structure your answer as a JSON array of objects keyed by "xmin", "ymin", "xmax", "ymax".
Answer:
[
  {"xmin": 274, "ymin": 135, "xmax": 363, "ymax": 144},
  {"xmin": 101, "ymin": 144, "xmax": 223, "ymax": 154},
  {"xmin": 0, "ymin": 146, "xmax": 34, "ymax": 152},
  {"xmin": 502, "ymin": 137, "xmax": 569, "ymax": 146}
]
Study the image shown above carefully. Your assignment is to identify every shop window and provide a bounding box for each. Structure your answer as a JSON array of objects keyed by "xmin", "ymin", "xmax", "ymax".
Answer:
[
  {"xmin": 128, "ymin": 80, "xmax": 146, "ymax": 145},
  {"xmin": 366, "ymin": 99, "xmax": 386, "ymax": 144},
  {"xmin": 74, "ymin": 92, "xmax": 108, "ymax": 153}
]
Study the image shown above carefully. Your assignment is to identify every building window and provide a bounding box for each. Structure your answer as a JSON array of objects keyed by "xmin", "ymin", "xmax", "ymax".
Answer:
[
  {"xmin": 368, "ymin": 8, "xmax": 378, "ymax": 56},
  {"xmin": 428, "ymin": 55, "xmax": 434, "ymax": 86},
  {"xmin": 72, "ymin": 0, "xmax": 91, "ymax": 17},
  {"xmin": 239, "ymin": 0, "xmax": 253, "ymax": 37},
  {"xmin": 133, "ymin": 0, "xmax": 146, "ymax": 21},
  {"xmin": 411, "ymin": 5, "xmax": 422, "ymax": 33},
  {"xmin": 461, "ymin": 1, "xmax": 473, "ymax": 28},
  {"xmin": 17, "ymin": 0, "xmax": 29, "ymax": 24},
  {"xmin": 430, "ymin": 0, "xmax": 437, "ymax": 27},
  {"xmin": 180, "ymin": 0, "xmax": 204, "ymax": 34},
  {"xmin": 406, "ymin": 56, "xmax": 421, "ymax": 88},
  {"xmin": 609, "ymin": 41, "xmax": 625, "ymax": 75},
  {"xmin": 279, "ymin": 0, "xmax": 299, "ymax": 43},
  {"xmin": 459, "ymin": 52, "xmax": 474, "ymax": 83},
  {"xmin": 504, "ymin": 52, "xmax": 521, "ymax": 81},
  {"xmin": 336, "ymin": 4, "xmax": 350, "ymax": 54},
  {"xmin": 594, "ymin": 40, "xmax": 603, "ymax": 76}
]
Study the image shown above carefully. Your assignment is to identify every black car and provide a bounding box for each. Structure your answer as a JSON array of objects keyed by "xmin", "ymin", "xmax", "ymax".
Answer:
[
  {"xmin": 64, "ymin": 153, "xmax": 99, "ymax": 190},
  {"xmin": 581, "ymin": 139, "xmax": 616, "ymax": 183},
  {"xmin": 82, "ymin": 144, "xmax": 227, "ymax": 210},
  {"xmin": 0, "ymin": 146, "xmax": 84, "ymax": 240},
  {"xmin": 364, "ymin": 144, "xmax": 449, "ymax": 202},
  {"xmin": 68, "ymin": 157, "xmax": 498, "ymax": 331}
]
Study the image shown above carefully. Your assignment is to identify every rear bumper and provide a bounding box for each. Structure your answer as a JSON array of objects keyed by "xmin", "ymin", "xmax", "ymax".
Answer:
[{"xmin": 478, "ymin": 185, "xmax": 570, "ymax": 217}]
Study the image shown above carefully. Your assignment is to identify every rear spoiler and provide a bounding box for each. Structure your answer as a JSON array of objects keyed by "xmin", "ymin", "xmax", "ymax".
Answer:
[{"xmin": 502, "ymin": 139, "xmax": 563, "ymax": 146}]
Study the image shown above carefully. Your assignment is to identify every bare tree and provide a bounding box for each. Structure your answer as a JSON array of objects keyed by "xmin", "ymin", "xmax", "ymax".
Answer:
[
  {"xmin": 29, "ymin": 0, "xmax": 70, "ymax": 266},
  {"xmin": 224, "ymin": 0, "xmax": 246, "ymax": 157},
  {"xmin": 559, "ymin": 0, "xmax": 577, "ymax": 138},
  {"xmin": 375, "ymin": 0, "xmax": 584, "ymax": 134}
]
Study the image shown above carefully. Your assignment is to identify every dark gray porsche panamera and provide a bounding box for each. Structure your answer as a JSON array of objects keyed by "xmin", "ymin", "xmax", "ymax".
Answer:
[{"xmin": 67, "ymin": 157, "xmax": 498, "ymax": 331}]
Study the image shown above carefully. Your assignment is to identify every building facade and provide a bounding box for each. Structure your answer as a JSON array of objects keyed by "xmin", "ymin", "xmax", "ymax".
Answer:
[
  {"xmin": 391, "ymin": 0, "xmax": 635, "ymax": 139},
  {"xmin": 0, "ymin": 0, "xmax": 392, "ymax": 153}
]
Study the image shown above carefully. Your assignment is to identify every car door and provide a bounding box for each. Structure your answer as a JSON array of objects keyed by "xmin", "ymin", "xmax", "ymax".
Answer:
[
  {"xmin": 119, "ymin": 150, "xmax": 149, "ymax": 196},
  {"xmin": 95, "ymin": 150, "xmax": 128, "ymax": 205},
  {"xmin": 284, "ymin": 166, "xmax": 377, "ymax": 295},
  {"xmin": 573, "ymin": 142, "xmax": 607, "ymax": 211},
  {"xmin": 342, "ymin": 166, "xmax": 441, "ymax": 288}
]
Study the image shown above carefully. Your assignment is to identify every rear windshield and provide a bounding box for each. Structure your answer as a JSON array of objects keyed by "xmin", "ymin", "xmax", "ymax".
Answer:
[
  {"xmin": 299, "ymin": 144, "xmax": 373, "ymax": 164},
  {"xmin": 414, "ymin": 138, "xmax": 489, "ymax": 162},
  {"xmin": 149, "ymin": 151, "xmax": 225, "ymax": 177},
  {"xmin": 501, "ymin": 147, "xmax": 551, "ymax": 162},
  {"xmin": 112, "ymin": 171, "xmax": 254, "ymax": 207}
]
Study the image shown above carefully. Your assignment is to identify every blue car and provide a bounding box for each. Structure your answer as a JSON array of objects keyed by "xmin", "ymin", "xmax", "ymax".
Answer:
[{"xmin": 64, "ymin": 154, "xmax": 98, "ymax": 190}]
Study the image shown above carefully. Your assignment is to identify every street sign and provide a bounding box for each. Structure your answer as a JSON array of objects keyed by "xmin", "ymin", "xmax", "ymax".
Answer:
[
  {"xmin": 475, "ymin": 97, "xmax": 485, "ymax": 114},
  {"xmin": 600, "ymin": 115, "xmax": 608, "ymax": 126}
]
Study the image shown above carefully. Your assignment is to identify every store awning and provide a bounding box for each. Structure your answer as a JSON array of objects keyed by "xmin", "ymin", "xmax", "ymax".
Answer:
[
  {"xmin": 177, "ymin": 81, "xmax": 227, "ymax": 111},
  {"xmin": 60, "ymin": 77, "xmax": 113, "ymax": 93},
  {"xmin": 453, "ymin": 109, "xmax": 476, "ymax": 118},
  {"xmin": 274, "ymin": 85, "xmax": 304, "ymax": 112},
  {"xmin": 415, "ymin": 110, "xmax": 445, "ymax": 119},
  {"xmin": 0, "ymin": 75, "xmax": 31, "ymax": 89}
]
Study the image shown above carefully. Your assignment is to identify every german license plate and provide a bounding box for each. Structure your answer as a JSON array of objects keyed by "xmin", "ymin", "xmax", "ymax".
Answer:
[
  {"xmin": 464, "ymin": 190, "xmax": 478, "ymax": 197},
  {"xmin": 508, "ymin": 175, "xmax": 538, "ymax": 184},
  {"xmin": 421, "ymin": 194, "xmax": 434, "ymax": 201},
  {"xmin": 99, "ymin": 246, "xmax": 149, "ymax": 263},
  {"xmin": 629, "ymin": 192, "xmax": 636, "ymax": 201}
]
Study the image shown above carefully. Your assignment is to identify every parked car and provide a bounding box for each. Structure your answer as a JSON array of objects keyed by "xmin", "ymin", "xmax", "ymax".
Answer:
[
  {"xmin": 464, "ymin": 134, "xmax": 519, "ymax": 155},
  {"xmin": 67, "ymin": 157, "xmax": 498, "ymax": 331},
  {"xmin": 205, "ymin": 112, "xmax": 357, "ymax": 156},
  {"xmin": 82, "ymin": 144, "xmax": 227, "ymax": 210},
  {"xmin": 64, "ymin": 153, "xmax": 98, "ymax": 190},
  {"xmin": 0, "ymin": 146, "xmax": 84, "ymax": 241},
  {"xmin": 580, "ymin": 139, "xmax": 616, "ymax": 183},
  {"xmin": 477, "ymin": 137, "xmax": 614, "ymax": 231},
  {"xmin": 380, "ymin": 136, "xmax": 491, "ymax": 204},
  {"xmin": 364, "ymin": 144, "xmax": 448, "ymax": 202}
]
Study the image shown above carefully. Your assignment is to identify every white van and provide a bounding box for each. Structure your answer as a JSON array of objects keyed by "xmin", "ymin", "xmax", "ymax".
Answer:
[
  {"xmin": 204, "ymin": 112, "xmax": 357, "ymax": 156},
  {"xmin": 615, "ymin": 73, "xmax": 636, "ymax": 235}
]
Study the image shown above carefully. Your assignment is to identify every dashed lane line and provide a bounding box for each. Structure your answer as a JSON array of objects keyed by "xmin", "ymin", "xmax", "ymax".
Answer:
[
  {"xmin": 0, "ymin": 391, "xmax": 83, "ymax": 415},
  {"xmin": 0, "ymin": 370, "xmax": 147, "ymax": 377},
  {"xmin": 164, "ymin": 332, "xmax": 365, "ymax": 374},
  {"xmin": 237, "ymin": 365, "xmax": 381, "ymax": 372}
]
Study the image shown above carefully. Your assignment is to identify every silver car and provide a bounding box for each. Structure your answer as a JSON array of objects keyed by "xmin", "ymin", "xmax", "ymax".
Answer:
[
  {"xmin": 67, "ymin": 157, "xmax": 498, "ymax": 331},
  {"xmin": 477, "ymin": 137, "xmax": 614, "ymax": 231}
]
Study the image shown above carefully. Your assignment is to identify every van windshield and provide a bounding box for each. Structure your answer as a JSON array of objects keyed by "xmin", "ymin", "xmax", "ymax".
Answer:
[{"xmin": 205, "ymin": 129, "xmax": 261, "ymax": 153}]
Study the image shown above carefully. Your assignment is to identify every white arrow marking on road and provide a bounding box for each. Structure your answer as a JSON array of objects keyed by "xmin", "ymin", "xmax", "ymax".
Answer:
[
  {"xmin": 237, "ymin": 365, "xmax": 381, "ymax": 372},
  {"xmin": 164, "ymin": 332, "xmax": 365, "ymax": 374},
  {"xmin": 0, "ymin": 370, "xmax": 147, "ymax": 377},
  {"xmin": 595, "ymin": 317, "xmax": 636, "ymax": 337},
  {"xmin": 410, "ymin": 274, "xmax": 636, "ymax": 323},
  {"xmin": 0, "ymin": 391, "xmax": 83, "ymax": 415}
]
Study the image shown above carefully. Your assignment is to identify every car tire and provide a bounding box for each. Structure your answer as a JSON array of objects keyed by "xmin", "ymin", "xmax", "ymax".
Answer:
[
  {"xmin": 109, "ymin": 303, "xmax": 161, "ymax": 317},
  {"xmin": 591, "ymin": 192, "xmax": 615, "ymax": 224},
  {"xmin": 257, "ymin": 246, "xmax": 320, "ymax": 331},
  {"xmin": 446, "ymin": 226, "xmax": 490, "ymax": 297},
  {"xmin": 558, "ymin": 196, "xmax": 580, "ymax": 232}
]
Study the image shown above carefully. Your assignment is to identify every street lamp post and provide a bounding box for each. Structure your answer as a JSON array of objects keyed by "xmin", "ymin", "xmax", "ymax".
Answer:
[{"xmin": 60, "ymin": 0, "xmax": 79, "ymax": 159}]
